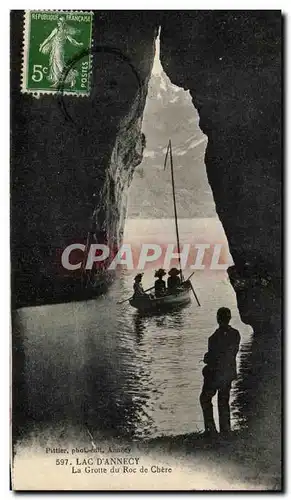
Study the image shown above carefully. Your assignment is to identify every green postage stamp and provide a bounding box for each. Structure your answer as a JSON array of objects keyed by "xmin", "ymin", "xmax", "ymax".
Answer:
[{"xmin": 22, "ymin": 11, "xmax": 94, "ymax": 96}]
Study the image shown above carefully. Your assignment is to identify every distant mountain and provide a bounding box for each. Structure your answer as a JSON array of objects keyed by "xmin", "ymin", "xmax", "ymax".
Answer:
[{"xmin": 127, "ymin": 65, "xmax": 216, "ymax": 218}]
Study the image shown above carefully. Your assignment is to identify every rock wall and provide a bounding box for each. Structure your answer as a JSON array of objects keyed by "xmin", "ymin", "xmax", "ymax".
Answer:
[
  {"xmin": 160, "ymin": 11, "xmax": 281, "ymax": 443},
  {"xmin": 11, "ymin": 11, "xmax": 158, "ymax": 307},
  {"xmin": 160, "ymin": 11, "xmax": 281, "ymax": 316}
]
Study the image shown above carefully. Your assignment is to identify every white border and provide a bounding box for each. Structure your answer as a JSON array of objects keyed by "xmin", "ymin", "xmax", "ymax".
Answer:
[
  {"xmin": 2, "ymin": 2, "xmax": 287, "ymax": 499},
  {"xmin": 6, "ymin": 1, "xmax": 290, "ymax": 9}
]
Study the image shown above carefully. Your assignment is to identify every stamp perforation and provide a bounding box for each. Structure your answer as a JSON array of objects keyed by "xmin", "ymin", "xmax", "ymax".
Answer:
[{"xmin": 21, "ymin": 10, "xmax": 94, "ymax": 98}]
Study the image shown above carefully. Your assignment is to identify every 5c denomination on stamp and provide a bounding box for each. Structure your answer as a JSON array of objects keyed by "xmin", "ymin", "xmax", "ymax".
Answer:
[{"xmin": 22, "ymin": 10, "xmax": 93, "ymax": 96}]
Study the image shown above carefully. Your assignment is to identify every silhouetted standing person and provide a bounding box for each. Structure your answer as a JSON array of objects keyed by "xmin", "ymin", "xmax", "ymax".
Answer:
[{"xmin": 200, "ymin": 307, "xmax": 240, "ymax": 436}]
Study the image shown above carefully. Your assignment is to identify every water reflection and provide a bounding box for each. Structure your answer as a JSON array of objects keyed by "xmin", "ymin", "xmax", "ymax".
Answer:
[
  {"xmin": 232, "ymin": 329, "xmax": 281, "ymax": 444},
  {"xmin": 133, "ymin": 313, "xmax": 147, "ymax": 343},
  {"xmin": 13, "ymin": 271, "xmax": 254, "ymax": 444},
  {"xmin": 230, "ymin": 336, "xmax": 254, "ymax": 429},
  {"xmin": 133, "ymin": 307, "xmax": 186, "ymax": 340}
]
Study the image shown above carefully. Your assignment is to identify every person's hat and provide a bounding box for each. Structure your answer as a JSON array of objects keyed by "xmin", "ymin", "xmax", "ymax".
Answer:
[
  {"xmin": 168, "ymin": 268, "xmax": 180, "ymax": 276},
  {"xmin": 154, "ymin": 268, "xmax": 166, "ymax": 277},
  {"xmin": 134, "ymin": 273, "xmax": 144, "ymax": 281}
]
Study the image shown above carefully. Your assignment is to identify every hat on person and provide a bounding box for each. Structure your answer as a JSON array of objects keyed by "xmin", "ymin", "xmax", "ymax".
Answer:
[
  {"xmin": 168, "ymin": 268, "xmax": 180, "ymax": 276},
  {"xmin": 134, "ymin": 273, "xmax": 144, "ymax": 281},
  {"xmin": 154, "ymin": 268, "xmax": 166, "ymax": 277}
]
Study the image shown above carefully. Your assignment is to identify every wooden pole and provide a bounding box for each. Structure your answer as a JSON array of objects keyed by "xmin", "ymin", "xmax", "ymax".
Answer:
[
  {"xmin": 117, "ymin": 285, "xmax": 155, "ymax": 304},
  {"xmin": 184, "ymin": 271, "xmax": 201, "ymax": 306},
  {"xmin": 190, "ymin": 282, "xmax": 201, "ymax": 307},
  {"xmin": 186, "ymin": 271, "xmax": 195, "ymax": 282},
  {"xmin": 169, "ymin": 139, "xmax": 184, "ymax": 282}
]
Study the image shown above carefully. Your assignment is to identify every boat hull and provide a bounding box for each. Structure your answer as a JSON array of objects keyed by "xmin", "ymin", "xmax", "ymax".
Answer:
[{"xmin": 129, "ymin": 283, "xmax": 191, "ymax": 312}]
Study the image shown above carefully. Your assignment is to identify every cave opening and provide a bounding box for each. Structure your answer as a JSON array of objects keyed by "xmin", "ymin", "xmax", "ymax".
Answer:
[{"xmin": 124, "ymin": 33, "xmax": 253, "ymax": 431}]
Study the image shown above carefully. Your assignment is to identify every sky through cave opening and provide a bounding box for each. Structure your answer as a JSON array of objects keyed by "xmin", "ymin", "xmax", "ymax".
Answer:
[
  {"xmin": 125, "ymin": 33, "xmax": 233, "ymax": 275},
  {"xmin": 127, "ymin": 34, "xmax": 215, "ymax": 220},
  {"xmin": 124, "ymin": 37, "xmax": 253, "ymax": 425},
  {"xmin": 124, "ymin": 36, "xmax": 250, "ymax": 333}
]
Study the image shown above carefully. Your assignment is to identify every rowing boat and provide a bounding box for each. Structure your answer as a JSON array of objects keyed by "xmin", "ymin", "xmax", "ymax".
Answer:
[
  {"xmin": 129, "ymin": 280, "xmax": 192, "ymax": 312},
  {"xmin": 125, "ymin": 139, "xmax": 200, "ymax": 313}
]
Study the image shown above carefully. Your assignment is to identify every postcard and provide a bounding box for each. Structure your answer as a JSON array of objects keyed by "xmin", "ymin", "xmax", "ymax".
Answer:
[{"xmin": 11, "ymin": 10, "xmax": 282, "ymax": 490}]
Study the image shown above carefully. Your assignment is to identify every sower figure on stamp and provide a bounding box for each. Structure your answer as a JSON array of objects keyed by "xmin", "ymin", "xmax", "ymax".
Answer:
[{"xmin": 200, "ymin": 307, "xmax": 240, "ymax": 437}]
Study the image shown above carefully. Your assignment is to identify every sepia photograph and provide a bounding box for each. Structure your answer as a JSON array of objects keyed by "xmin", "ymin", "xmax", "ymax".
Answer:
[{"xmin": 10, "ymin": 9, "xmax": 282, "ymax": 491}]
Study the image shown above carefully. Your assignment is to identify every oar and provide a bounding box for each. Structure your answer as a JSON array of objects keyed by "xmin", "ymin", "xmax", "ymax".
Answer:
[
  {"xmin": 117, "ymin": 286, "xmax": 155, "ymax": 305},
  {"xmin": 185, "ymin": 271, "xmax": 195, "ymax": 282},
  {"xmin": 189, "ymin": 282, "xmax": 201, "ymax": 307},
  {"xmin": 183, "ymin": 270, "xmax": 201, "ymax": 306}
]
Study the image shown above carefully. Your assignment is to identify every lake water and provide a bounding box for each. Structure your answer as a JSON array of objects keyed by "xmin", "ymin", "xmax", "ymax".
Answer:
[{"xmin": 14, "ymin": 218, "xmax": 253, "ymax": 441}]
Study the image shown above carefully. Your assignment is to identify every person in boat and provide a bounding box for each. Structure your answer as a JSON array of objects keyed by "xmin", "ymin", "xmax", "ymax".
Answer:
[
  {"xmin": 133, "ymin": 273, "xmax": 147, "ymax": 297},
  {"xmin": 154, "ymin": 268, "xmax": 167, "ymax": 297},
  {"xmin": 167, "ymin": 268, "xmax": 182, "ymax": 293},
  {"xmin": 199, "ymin": 307, "xmax": 241, "ymax": 437}
]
